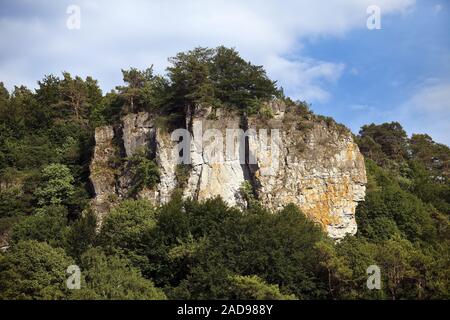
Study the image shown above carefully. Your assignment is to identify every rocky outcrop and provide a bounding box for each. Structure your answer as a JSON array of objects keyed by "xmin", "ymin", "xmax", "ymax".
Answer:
[
  {"xmin": 247, "ymin": 111, "xmax": 366, "ymax": 239},
  {"xmin": 89, "ymin": 113, "xmax": 178, "ymax": 224},
  {"xmin": 89, "ymin": 102, "xmax": 367, "ymax": 239},
  {"xmin": 121, "ymin": 112, "xmax": 156, "ymax": 158},
  {"xmin": 0, "ymin": 231, "xmax": 10, "ymax": 252},
  {"xmin": 182, "ymin": 106, "xmax": 247, "ymax": 207},
  {"xmin": 89, "ymin": 126, "xmax": 117, "ymax": 223}
]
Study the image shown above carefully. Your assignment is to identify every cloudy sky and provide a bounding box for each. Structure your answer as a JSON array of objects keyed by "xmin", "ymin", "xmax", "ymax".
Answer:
[{"xmin": 0, "ymin": 0, "xmax": 449, "ymax": 144}]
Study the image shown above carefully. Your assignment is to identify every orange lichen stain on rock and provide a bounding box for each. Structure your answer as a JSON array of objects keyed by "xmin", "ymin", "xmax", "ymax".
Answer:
[
  {"xmin": 299, "ymin": 176, "xmax": 352, "ymax": 227},
  {"xmin": 345, "ymin": 142, "xmax": 356, "ymax": 162}
]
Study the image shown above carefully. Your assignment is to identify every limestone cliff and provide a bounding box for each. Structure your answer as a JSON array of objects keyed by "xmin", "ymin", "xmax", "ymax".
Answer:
[
  {"xmin": 89, "ymin": 102, "xmax": 366, "ymax": 238},
  {"xmin": 247, "ymin": 103, "xmax": 366, "ymax": 239},
  {"xmin": 182, "ymin": 106, "xmax": 247, "ymax": 207}
]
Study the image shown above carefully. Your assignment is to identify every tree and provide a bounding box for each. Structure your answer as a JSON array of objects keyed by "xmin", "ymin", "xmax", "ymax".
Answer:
[
  {"xmin": 116, "ymin": 67, "xmax": 168, "ymax": 113},
  {"xmin": 65, "ymin": 210, "xmax": 97, "ymax": 260},
  {"xmin": 2, "ymin": 86, "xmax": 42, "ymax": 135},
  {"xmin": 358, "ymin": 122, "xmax": 409, "ymax": 164},
  {"xmin": 211, "ymin": 46, "xmax": 278, "ymax": 110},
  {"xmin": 98, "ymin": 199, "xmax": 157, "ymax": 271},
  {"xmin": 34, "ymin": 163, "xmax": 75, "ymax": 207},
  {"xmin": 126, "ymin": 148, "xmax": 160, "ymax": 197},
  {"xmin": 0, "ymin": 186, "xmax": 28, "ymax": 218},
  {"xmin": 315, "ymin": 240, "xmax": 353, "ymax": 299},
  {"xmin": 167, "ymin": 47, "xmax": 216, "ymax": 110},
  {"xmin": 167, "ymin": 46, "xmax": 279, "ymax": 114},
  {"xmin": 335, "ymin": 237, "xmax": 380, "ymax": 299},
  {"xmin": 35, "ymin": 74, "xmax": 62, "ymax": 120},
  {"xmin": 147, "ymin": 199, "xmax": 327, "ymax": 299},
  {"xmin": 11, "ymin": 205, "xmax": 68, "ymax": 248},
  {"xmin": 59, "ymin": 72, "xmax": 102, "ymax": 125},
  {"xmin": 410, "ymin": 134, "xmax": 449, "ymax": 179},
  {"xmin": 227, "ymin": 275, "xmax": 297, "ymax": 300},
  {"xmin": 374, "ymin": 236, "xmax": 416, "ymax": 300},
  {"xmin": 0, "ymin": 82, "xmax": 9, "ymax": 103},
  {"xmin": 356, "ymin": 159, "xmax": 438, "ymax": 244},
  {"xmin": 70, "ymin": 248, "xmax": 166, "ymax": 300},
  {"xmin": 0, "ymin": 240, "xmax": 74, "ymax": 299}
]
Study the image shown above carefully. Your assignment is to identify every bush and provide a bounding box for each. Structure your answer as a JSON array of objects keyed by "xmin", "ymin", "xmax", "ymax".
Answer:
[
  {"xmin": 227, "ymin": 275, "xmax": 297, "ymax": 300},
  {"xmin": 71, "ymin": 248, "xmax": 166, "ymax": 300},
  {"xmin": 126, "ymin": 148, "xmax": 160, "ymax": 197},
  {"xmin": 167, "ymin": 46, "xmax": 279, "ymax": 113},
  {"xmin": 0, "ymin": 240, "xmax": 74, "ymax": 300},
  {"xmin": 98, "ymin": 199, "xmax": 157, "ymax": 272},
  {"xmin": 11, "ymin": 205, "xmax": 68, "ymax": 248}
]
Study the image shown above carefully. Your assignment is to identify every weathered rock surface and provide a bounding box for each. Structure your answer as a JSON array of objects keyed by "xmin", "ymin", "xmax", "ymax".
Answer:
[
  {"xmin": 89, "ymin": 113, "xmax": 178, "ymax": 224},
  {"xmin": 121, "ymin": 112, "xmax": 155, "ymax": 158},
  {"xmin": 89, "ymin": 102, "xmax": 367, "ymax": 239},
  {"xmin": 89, "ymin": 126, "xmax": 117, "ymax": 223},
  {"xmin": 182, "ymin": 107, "xmax": 247, "ymax": 207},
  {"xmin": 247, "ymin": 113, "xmax": 366, "ymax": 239}
]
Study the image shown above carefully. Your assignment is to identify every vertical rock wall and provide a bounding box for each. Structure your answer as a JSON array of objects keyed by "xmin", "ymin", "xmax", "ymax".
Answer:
[
  {"xmin": 247, "ymin": 112, "xmax": 366, "ymax": 239},
  {"xmin": 89, "ymin": 104, "xmax": 367, "ymax": 239},
  {"xmin": 182, "ymin": 107, "xmax": 247, "ymax": 207}
]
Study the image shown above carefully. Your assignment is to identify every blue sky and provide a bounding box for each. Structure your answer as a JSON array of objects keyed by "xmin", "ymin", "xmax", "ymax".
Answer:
[{"xmin": 0, "ymin": 0, "xmax": 449, "ymax": 144}]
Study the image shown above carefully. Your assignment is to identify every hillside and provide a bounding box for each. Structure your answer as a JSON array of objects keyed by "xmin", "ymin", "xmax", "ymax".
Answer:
[{"xmin": 0, "ymin": 47, "xmax": 449, "ymax": 300}]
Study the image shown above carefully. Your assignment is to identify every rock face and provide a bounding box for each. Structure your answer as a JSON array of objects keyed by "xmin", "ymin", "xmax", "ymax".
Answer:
[
  {"xmin": 247, "ymin": 113, "xmax": 366, "ymax": 239},
  {"xmin": 182, "ymin": 106, "xmax": 247, "ymax": 207},
  {"xmin": 89, "ymin": 102, "xmax": 367, "ymax": 239},
  {"xmin": 89, "ymin": 126, "xmax": 117, "ymax": 223},
  {"xmin": 89, "ymin": 112, "xmax": 178, "ymax": 224},
  {"xmin": 121, "ymin": 112, "xmax": 155, "ymax": 158}
]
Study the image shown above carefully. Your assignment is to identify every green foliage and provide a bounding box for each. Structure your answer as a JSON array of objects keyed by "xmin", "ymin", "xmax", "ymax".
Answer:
[
  {"xmin": 11, "ymin": 205, "xmax": 68, "ymax": 248},
  {"xmin": 351, "ymin": 157, "xmax": 450, "ymax": 299},
  {"xmin": 34, "ymin": 163, "xmax": 75, "ymax": 207},
  {"xmin": 356, "ymin": 122, "xmax": 450, "ymax": 216},
  {"xmin": 239, "ymin": 181, "xmax": 258, "ymax": 209},
  {"xmin": 126, "ymin": 148, "xmax": 160, "ymax": 197},
  {"xmin": 167, "ymin": 46, "xmax": 279, "ymax": 113},
  {"xmin": 58, "ymin": 72, "xmax": 103, "ymax": 125},
  {"xmin": 65, "ymin": 210, "xmax": 97, "ymax": 260},
  {"xmin": 374, "ymin": 235, "xmax": 416, "ymax": 299},
  {"xmin": 146, "ymin": 199, "xmax": 326, "ymax": 299},
  {"xmin": 315, "ymin": 240, "xmax": 353, "ymax": 299},
  {"xmin": 35, "ymin": 73, "xmax": 102, "ymax": 126},
  {"xmin": 0, "ymin": 240, "xmax": 74, "ymax": 300},
  {"xmin": 227, "ymin": 275, "xmax": 297, "ymax": 300},
  {"xmin": 410, "ymin": 134, "xmax": 449, "ymax": 179},
  {"xmin": 0, "ymin": 216, "xmax": 20, "ymax": 239},
  {"xmin": 0, "ymin": 186, "xmax": 28, "ymax": 218},
  {"xmin": 357, "ymin": 160, "xmax": 438, "ymax": 244},
  {"xmin": 116, "ymin": 67, "xmax": 169, "ymax": 114},
  {"xmin": 358, "ymin": 122, "xmax": 409, "ymax": 165},
  {"xmin": 174, "ymin": 164, "xmax": 192, "ymax": 192},
  {"xmin": 334, "ymin": 237, "xmax": 380, "ymax": 299},
  {"xmin": 97, "ymin": 199, "xmax": 157, "ymax": 271},
  {"xmin": 71, "ymin": 248, "xmax": 166, "ymax": 300}
]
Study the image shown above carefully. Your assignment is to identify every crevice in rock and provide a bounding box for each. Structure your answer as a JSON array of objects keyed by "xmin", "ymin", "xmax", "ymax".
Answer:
[{"xmin": 240, "ymin": 113, "xmax": 261, "ymax": 203}]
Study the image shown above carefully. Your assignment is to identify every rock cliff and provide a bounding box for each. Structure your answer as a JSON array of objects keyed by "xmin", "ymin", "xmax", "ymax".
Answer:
[{"xmin": 89, "ymin": 102, "xmax": 366, "ymax": 238}]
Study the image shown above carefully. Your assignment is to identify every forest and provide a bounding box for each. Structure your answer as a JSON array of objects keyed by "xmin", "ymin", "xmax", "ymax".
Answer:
[{"xmin": 0, "ymin": 47, "xmax": 449, "ymax": 300}]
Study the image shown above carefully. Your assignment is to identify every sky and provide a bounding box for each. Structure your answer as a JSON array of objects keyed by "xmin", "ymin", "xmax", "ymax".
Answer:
[{"xmin": 0, "ymin": 0, "xmax": 449, "ymax": 144}]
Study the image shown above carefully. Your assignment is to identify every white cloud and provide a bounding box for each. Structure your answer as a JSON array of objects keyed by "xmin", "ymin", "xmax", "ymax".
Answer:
[
  {"xmin": 433, "ymin": 4, "xmax": 443, "ymax": 14},
  {"xmin": 397, "ymin": 82, "xmax": 450, "ymax": 144},
  {"xmin": 0, "ymin": 0, "xmax": 415, "ymax": 102},
  {"xmin": 267, "ymin": 54, "xmax": 345, "ymax": 101}
]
